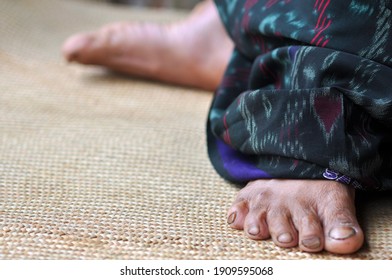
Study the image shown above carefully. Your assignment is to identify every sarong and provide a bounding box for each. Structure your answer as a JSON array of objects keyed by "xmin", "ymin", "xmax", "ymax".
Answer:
[{"xmin": 208, "ymin": 0, "xmax": 392, "ymax": 190}]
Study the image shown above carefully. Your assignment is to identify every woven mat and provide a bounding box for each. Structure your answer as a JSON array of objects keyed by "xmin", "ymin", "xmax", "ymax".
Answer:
[{"xmin": 1, "ymin": 0, "xmax": 392, "ymax": 260}]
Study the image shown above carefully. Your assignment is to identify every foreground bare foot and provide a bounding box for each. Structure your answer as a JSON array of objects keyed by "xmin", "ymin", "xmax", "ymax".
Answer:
[
  {"xmin": 62, "ymin": 0, "xmax": 233, "ymax": 90},
  {"xmin": 227, "ymin": 179, "xmax": 364, "ymax": 254}
]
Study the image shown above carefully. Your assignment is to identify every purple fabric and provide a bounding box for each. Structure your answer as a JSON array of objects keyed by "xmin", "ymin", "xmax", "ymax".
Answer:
[
  {"xmin": 289, "ymin": 46, "xmax": 300, "ymax": 61},
  {"xmin": 216, "ymin": 139, "xmax": 271, "ymax": 181}
]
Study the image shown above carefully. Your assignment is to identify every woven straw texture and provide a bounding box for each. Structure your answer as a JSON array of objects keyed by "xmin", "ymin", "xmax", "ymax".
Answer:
[{"xmin": 1, "ymin": 0, "xmax": 392, "ymax": 260}]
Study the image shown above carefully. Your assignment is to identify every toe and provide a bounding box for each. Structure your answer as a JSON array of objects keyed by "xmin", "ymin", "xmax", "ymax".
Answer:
[
  {"xmin": 227, "ymin": 200, "xmax": 248, "ymax": 230},
  {"xmin": 62, "ymin": 33, "xmax": 94, "ymax": 62},
  {"xmin": 267, "ymin": 210, "xmax": 298, "ymax": 248},
  {"xmin": 295, "ymin": 212, "xmax": 324, "ymax": 252},
  {"xmin": 323, "ymin": 211, "xmax": 364, "ymax": 254},
  {"xmin": 319, "ymin": 185, "xmax": 364, "ymax": 254},
  {"xmin": 243, "ymin": 208, "xmax": 270, "ymax": 240}
]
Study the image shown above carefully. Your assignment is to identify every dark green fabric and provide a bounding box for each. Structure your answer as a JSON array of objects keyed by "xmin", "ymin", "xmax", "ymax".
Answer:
[{"xmin": 208, "ymin": 0, "xmax": 392, "ymax": 190}]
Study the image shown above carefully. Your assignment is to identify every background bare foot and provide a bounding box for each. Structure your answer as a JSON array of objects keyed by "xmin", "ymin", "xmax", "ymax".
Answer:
[{"xmin": 62, "ymin": 0, "xmax": 233, "ymax": 90}]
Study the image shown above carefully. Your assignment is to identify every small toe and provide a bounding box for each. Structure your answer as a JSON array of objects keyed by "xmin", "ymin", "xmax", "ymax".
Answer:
[
  {"xmin": 267, "ymin": 211, "xmax": 298, "ymax": 248},
  {"xmin": 227, "ymin": 200, "xmax": 248, "ymax": 230},
  {"xmin": 295, "ymin": 212, "xmax": 324, "ymax": 252},
  {"xmin": 243, "ymin": 209, "xmax": 270, "ymax": 240}
]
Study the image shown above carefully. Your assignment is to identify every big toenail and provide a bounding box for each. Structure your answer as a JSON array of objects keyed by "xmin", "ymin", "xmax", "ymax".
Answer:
[
  {"xmin": 248, "ymin": 226, "xmax": 260, "ymax": 236},
  {"xmin": 301, "ymin": 237, "xmax": 321, "ymax": 249},
  {"xmin": 277, "ymin": 233, "xmax": 293, "ymax": 243},
  {"xmin": 227, "ymin": 212, "xmax": 236, "ymax": 224},
  {"xmin": 329, "ymin": 227, "xmax": 356, "ymax": 240}
]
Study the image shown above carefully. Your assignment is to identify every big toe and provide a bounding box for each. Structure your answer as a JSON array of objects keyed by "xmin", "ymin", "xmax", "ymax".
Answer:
[
  {"xmin": 62, "ymin": 33, "xmax": 95, "ymax": 62},
  {"xmin": 324, "ymin": 212, "xmax": 364, "ymax": 254}
]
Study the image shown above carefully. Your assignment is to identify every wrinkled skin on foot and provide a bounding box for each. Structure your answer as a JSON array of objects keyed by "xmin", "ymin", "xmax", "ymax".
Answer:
[
  {"xmin": 62, "ymin": 0, "xmax": 233, "ymax": 90},
  {"xmin": 227, "ymin": 179, "xmax": 364, "ymax": 254}
]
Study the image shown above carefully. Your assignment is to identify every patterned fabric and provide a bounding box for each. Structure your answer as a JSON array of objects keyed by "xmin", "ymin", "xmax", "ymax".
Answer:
[{"xmin": 208, "ymin": 0, "xmax": 392, "ymax": 190}]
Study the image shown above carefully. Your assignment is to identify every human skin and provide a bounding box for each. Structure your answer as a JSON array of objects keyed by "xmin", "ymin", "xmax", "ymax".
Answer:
[
  {"xmin": 62, "ymin": 0, "xmax": 233, "ymax": 91},
  {"xmin": 62, "ymin": 0, "xmax": 365, "ymax": 254}
]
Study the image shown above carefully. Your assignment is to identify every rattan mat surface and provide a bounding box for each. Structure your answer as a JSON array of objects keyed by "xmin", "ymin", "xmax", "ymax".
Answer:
[{"xmin": 1, "ymin": 0, "xmax": 392, "ymax": 260}]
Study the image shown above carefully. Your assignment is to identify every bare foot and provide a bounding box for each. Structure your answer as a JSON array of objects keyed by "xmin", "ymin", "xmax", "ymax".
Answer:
[
  {"xmin": 227, "ymin": 179, "xmax": 364, "ymax": 254},
  {"xmin": 61, "ymin": 0, "xmax": 233, "ymax": 90}
]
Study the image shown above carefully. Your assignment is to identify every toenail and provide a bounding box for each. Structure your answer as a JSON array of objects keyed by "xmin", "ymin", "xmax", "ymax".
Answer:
[
  {"xmin": 329, "ymin": 227, "xmax": 356, "ymax": 240},
  {"xmin": 277, "ymin": 233, "xmax": 293, "ymax": 243},
  {"xmin": 301, "ymin": 237, "xmax": 321, "ymax": 249},
  {"xmin": 248, "ymin": 226, "xmax": 260, "ymax": 236},
  {"xmin": 227, "ymin": 212, "xmax": 236, "ymax": 224}
]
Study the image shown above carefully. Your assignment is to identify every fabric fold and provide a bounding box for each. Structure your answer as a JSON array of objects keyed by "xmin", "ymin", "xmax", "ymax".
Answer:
[{"xmin": 208, "ymin": 0, "xmax": 392, "ymax": 190}]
